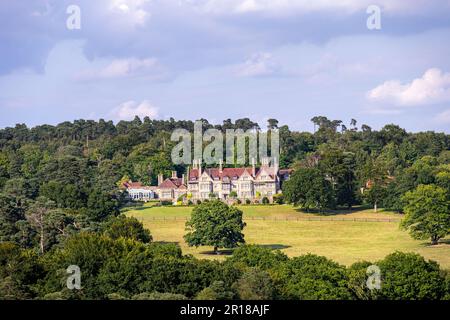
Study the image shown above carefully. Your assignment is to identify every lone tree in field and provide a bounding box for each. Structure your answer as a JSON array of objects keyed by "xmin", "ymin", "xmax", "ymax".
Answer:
[
  {"xmin": 401, "ymin": 184, "xmax": 450, "ymax": 245},
  {"xmin": 184, "ymin": 200, "xmax": 246, "ymax": 254}
]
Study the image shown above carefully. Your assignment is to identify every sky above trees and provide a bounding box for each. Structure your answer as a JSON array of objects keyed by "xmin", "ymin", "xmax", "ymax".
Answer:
[{"xmin": 1, "ymin": 0, "xmax": 450, "ymax": 132}]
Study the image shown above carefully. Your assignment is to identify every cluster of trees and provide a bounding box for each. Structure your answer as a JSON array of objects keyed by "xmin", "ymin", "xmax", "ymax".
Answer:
[
  {"xmin": 1, "ymin": 232, "xmax": 449, "ymax": 300},
  {"xmin": 282, "ymin": 153, "xmax": 450, "ymax": 244},
  {"xmin": 280, "ymin": 117, "xmax": 449, "ymax": 245},
  {"xmin": 282, "ymin": 119, "xmax": 449, "ymax": 211}
]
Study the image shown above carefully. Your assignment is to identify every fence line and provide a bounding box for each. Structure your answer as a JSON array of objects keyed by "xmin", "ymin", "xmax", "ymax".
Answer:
[{"xmin": 141, "ymin": 216, "xmax": 401, "ymax": 223}]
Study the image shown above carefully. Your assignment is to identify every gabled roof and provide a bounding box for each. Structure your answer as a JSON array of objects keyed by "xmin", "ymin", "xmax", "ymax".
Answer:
[
  {"xmin": 255, "ymin": 167, "xmax": 276, "ymax": 180},
  {"xmin": 124, "ymin": 181, "xmax": 156, "ymax": 191},
  {"xmin": 188, "ymin": 165, "xmax": 292, "ymax": 183},
  {"xmin": 124, "ymin": 181, "xmax": 143, "ymax": 188},
  {"xmin": 189, "ymin": 167, "xmax": 254, "ymax": 181},
  {"xmin": 158, "ymin": 177, "xmax": 186, "ymax": 189}
]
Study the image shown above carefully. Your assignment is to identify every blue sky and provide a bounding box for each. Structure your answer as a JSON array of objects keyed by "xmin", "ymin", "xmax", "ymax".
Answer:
[{"xmin": 1, "ymin": 0, "xmax": 450, "ymax": 132}]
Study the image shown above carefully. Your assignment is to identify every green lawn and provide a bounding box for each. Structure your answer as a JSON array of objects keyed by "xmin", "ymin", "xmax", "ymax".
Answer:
[{"xmin": 124, "ymin": 204, "xmax": 450, "ymax": 269}]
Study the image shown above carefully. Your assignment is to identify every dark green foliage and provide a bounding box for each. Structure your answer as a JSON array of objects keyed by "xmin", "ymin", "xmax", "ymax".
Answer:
[
  {"xmin": 318, "ymin": 149, "xmax": 357, "ymax": 208},
  {"xmin": 273, "ymin": 254, "xmax": 353, "ymax": 300},
  {"xmin": 0, "ymin": 242, "xmax": 44, "ymax": 299},
  {"xmin": 0, "ymin": 117, "xmax": 449, "ymax": 300},
  {"xmin": 0, "ymin": 194, "xmax": 26, "ymax": 243},
  {"xmin": 232, "ymin": 268, "xmax": 275, "ymax": 300},
  {"xmin": 103, "ymin": 215, "xmax": 152, "ymax": 243},
  {"xmin": 347, "ymin": 261, "xmax": 379, "ymax": 300},
  {"xmin": 195, "ymin": 281, "xmax": 235, "ymax": 300},
  {"xmin": 227, "ymin": 245, "xmax": 288, "ymax": 270},
  {"xmin": 2, "ymin": 235, "xmax": 449, "ymax": 300},
  {"xmin": 283, "ymin": 167, "xmax": 335, "ymax": 211},
  {"xmin": 273, "ymin": 194, "xmax": 284, "ymax": 204},
  {"xmin": 132, "ymin": 292, "xmax": 188, "ymax": 300},
  {"xmin": 86, "ymin": 190, "xmax": 119, "ymax": 221},
  {"xmin": 185, "ymin": 201, "xmax": 246, "ymax": 253},
  {"xmin": 376, "ymin": 252, "xmax": 446, "ymax": 300},
  {"xmin": 401, "ymin": 184, "xmax": 450, "ymax": 244}
]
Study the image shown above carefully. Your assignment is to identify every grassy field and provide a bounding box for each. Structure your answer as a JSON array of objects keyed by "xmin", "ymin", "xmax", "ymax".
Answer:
[{"xmin": 124, "ymin": 204, "xmax": 450, "ymax": 269}]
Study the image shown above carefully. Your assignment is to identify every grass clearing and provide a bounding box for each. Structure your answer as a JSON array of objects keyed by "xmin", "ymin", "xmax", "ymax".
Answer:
[{"xmin": 125, "ymin": 204, "xmax": 450, "ymax": 269}]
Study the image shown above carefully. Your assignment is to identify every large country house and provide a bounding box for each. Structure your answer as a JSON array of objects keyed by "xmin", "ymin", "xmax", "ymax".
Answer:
[{"xmin": 125, "ymin": 157, "xmax": 291, "ymax": 203}]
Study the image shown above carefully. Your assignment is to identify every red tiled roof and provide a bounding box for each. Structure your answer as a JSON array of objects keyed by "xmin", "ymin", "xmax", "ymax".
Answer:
[
  {"xmin": 159, "ymin": 178, "xmax": 186, "ymax": 189},
  {"xmin": 124, "ymin": 181, "xmax": 143, "ymax": 188},
  {"xmin": 189, "ymin": 166, "xmax": 292, "ymax": 182}
]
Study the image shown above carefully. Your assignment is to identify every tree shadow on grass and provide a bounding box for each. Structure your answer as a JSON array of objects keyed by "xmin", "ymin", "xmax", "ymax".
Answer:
[
  {"xmin": 154, "ymin": 241, "xmax": 180, "ymax": 245},
  {"xmin": 293, "ymin": 205, "xmax": 385, "ymax": 216},
  {"xmin": 199, "ymin": 244, "xmax": 291, "ymax": 256},
  {"xmin": 417, "ymin": 239, "xmax": 450, "ymax": 247},
  {"xmin": 200, "ymin": 249, "xmax": 235, "ymax": 256}
]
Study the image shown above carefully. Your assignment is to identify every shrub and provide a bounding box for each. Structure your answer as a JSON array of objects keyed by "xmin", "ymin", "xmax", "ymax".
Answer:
[
  {"xmin": 273, "ymin": 194, "xmax": 284, "ymax": 204},
  {"xmin": 232, "ymin": 268, "xmax": 275, "ymax": 300},
  {"xmin": 132, "ymin": 292, "xmax": 188, "ymax": 300},
  {"xmin": 347, "ymin": 261, "xmax": 378, "ymax": 300},
  {"xmin": 195, "ymin": 281, "xmax": 234, "ymax": 300},
  {"xmin": 262, "ymin": 197, "xmax": 270, "ymax": 204},
  {"xmin": 273, "ymin": 254, "xmax": 352, "ymax": 300},
  {"xmin": 103, "ymin": 215, "xmax": 152, "ymax": 243},
  {"xmin": 227, "ymin": 245, "xmax": 288, "ymax": 270},
  {"xmin": 376, "ymin": 252, "xmax": 447, "ymax": 300}
]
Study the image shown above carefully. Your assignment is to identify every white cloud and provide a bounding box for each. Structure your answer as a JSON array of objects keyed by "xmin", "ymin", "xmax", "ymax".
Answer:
[
  {"xmin": 75, "ymin": 57, "xmax": 167, "ymax": 80},
  {"xmin": 434, "ymin": 109, "xmax": 450, "ymax": 124},
  {"xmin": 192, "ymin": 0, "xmax": 443, "ymax": 15},
  {"xmin": 112, "ymin": 100, "xmax": 159, "ymax": 121},
  {"xmin": 367, "ymin": 68, "xmax": 450, "ymax": 106},
  {"xmin": 109, "ymin": 0, "xmax": 150, "ymax": 26},
  {"xmin": 234, "ymin": 52, "xmax": 279, "ymax": 77}
]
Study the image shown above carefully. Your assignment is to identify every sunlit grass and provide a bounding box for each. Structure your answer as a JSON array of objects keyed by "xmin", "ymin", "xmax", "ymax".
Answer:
[{"xmin": 125, "ymin": 204, "xmax": 450, "ymax": 269}]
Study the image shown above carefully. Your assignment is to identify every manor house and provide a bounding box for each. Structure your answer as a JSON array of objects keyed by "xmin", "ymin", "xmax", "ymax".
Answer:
[{"xmin": 155, "ymin": 158, "xmax": 291, "ymax": 202}]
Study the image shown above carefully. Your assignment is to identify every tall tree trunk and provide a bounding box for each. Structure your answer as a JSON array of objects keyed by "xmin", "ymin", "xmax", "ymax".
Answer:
[
  {"xmin": 40, "ymin": 223, "xmax": 44, "ymax": 254},
  {"xmin": 431, "ymin": 236, "xmax": 439, "ymax": 245}
]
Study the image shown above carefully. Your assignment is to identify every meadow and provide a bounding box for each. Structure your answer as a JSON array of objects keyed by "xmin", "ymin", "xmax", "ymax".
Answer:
[{"xmin": 125, "ymin": 204, "xmax": 450, "ymax": 269}]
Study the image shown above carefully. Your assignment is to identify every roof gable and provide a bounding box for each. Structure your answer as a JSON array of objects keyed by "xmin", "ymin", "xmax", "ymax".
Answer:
[{"xmin": 159, "ymin": 178, "xmax": 185, "ymax": 189}]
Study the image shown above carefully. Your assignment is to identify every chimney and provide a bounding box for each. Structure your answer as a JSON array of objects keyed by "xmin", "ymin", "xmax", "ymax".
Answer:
[
  {"xmin": 157, "ymin": 174, "xmax": 163, "ymax": 186},
  {"xmin": 186, "ymin": 166, "xmax": 190, "ymax": 184},
  {"xmin": 182, "ymin": 174, "xmax": 185, "ymax": 184},
  {"xmin": 198, "ymin": 159, "xmax": 202, "ymax": 176},
  {"xmin": 274, "ymin": 157, "xmax": 279, "ymax": 174},
  {"xmin": 251, "ymin": 157, "xmax": 256, "ymax": 177},
  {"xmin": 219, "ymin": 159, "xmax": 223, "ymax": 173},
  {"xmin": 172, "ymin": 171, "xmax": 177, "ymax": 179}
]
